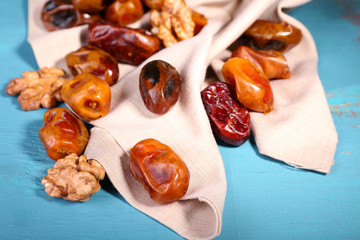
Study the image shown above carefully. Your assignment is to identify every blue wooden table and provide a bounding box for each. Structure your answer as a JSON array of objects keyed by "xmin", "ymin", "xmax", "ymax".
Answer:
[{"xmin": 1, "ymin": 0, "xmax": 359, "ymax": 239}]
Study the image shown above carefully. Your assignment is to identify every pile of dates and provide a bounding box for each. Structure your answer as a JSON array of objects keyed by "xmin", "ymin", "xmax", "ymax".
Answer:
[{"xmin": 201, "ymin": 19, "xmax": 302, "ymax": 146}]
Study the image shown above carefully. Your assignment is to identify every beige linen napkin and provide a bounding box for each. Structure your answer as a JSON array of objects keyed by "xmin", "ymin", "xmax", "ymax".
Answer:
[{"xmin": 28, "ymin": 0, "xmax": 338, "ymax": 239}]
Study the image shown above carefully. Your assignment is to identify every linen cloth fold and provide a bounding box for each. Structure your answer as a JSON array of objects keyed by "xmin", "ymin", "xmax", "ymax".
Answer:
[{"xmin": 28, "ymin": 0, "xmax": 338, "ymax": 239}]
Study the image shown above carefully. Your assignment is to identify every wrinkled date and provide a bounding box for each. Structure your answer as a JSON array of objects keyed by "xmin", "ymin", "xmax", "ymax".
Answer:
[
  {"xmin": 105, "ymin": 0, "xmax": 144, "ymax": 26},
  {"xmin": 222, "ymin": 58, "xmax": 274, "ymax": 113},
  {"xmin": 65, "ymin": 45, "xmax": 119, "ymax": 86},
  {"xmin": 61, "ymin": 73, "xmax": 111, "ymax": 121},
  {"xmin": 41, "ymin": 0, "xmax": 102, "ymax": 31},
  {"xmin": 241, "ymin": 20, "xmax": 302, "ymax": 52},
  {"xmin": 201, "ymin": 82, "xmax": 250, "ymax": 146},
  {"xmin": 231, "ymin": 45, "xmax": 290, "ymax": 80},
  {"xmin": 139, "ymin": 60, "xmax": 180, "ymax": 114},
  {"xmin": 39, "ymin": 107, "xmax": 89, "ymax": 160},
  {"xmin": 72, "ymin": 0, "xmax": 113, "ymax": 13},
  {"xmin": 129, "ymin": 138, "xmax": 190, "ymax": 202},
  {"xmin": 88, "ymin": 22, "xmax": 161, "ymax": 65}
]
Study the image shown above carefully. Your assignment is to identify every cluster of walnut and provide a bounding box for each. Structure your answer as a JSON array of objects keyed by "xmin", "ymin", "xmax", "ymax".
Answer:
[
  {"xmin": 5, "ymin": 67, "xmax": 67, "ymax": 111},
  {"xmin": 41, "ymin": 153, "xmax": 105, "ymax": 201}
]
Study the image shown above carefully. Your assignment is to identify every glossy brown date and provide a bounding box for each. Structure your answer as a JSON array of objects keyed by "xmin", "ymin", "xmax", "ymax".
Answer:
[
  {"xmin": 65, "ymin": 45, "xmax": 119, "ymax": 86},
  {"xmin": 231, "ymin": 45, "xmax": 290, "ymax": 80},
  {"xmin": 241, "ymin": 20, "xmax": 302, "ymax": 52},
  {"xmin": 88, "ymin": 22, "xmax": 161, "ymax": 65},
  {"xmin": 129, "ymin": 138, "xmax": 190, "ymax": 202},
  {"xmin": 192, "ymin": 10, "xmax": 208, "ymax": 35},
  {"xmin": 222, "ymin": 58, "xmax": 274, "ymax": 113},
  {"xmin": 201, "ymin": 82, "xmax": 250, "ymax": 146},
  {"xmin": 41, "ymin": 0, "xmax": 101, "ymax": 31},
  {"xmin": 39, "ymin": 107, "xmax": 89, "ymax": 160},
  {"xmin": 141, "ymin": 0, "xmax": 163, "ymax": 10},
  {"xmin": 139, "ymin": 60, "xmax": 180, "ymax": 114},
  {"xmin": 72, "ymin": 0, "xmax": 113, "ymax": 13},
  {"xmin": 105, "ymin": 0, "xmax": 144, "ymax": 26},
  {"xmin": 61, "ymin": 73, "xmax": 111, "ymax": 121}
]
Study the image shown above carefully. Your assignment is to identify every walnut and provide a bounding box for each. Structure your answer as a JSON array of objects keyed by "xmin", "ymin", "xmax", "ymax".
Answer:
[
  {"xmin": 150, "ymin": 0, "xmax": 195, "ymax": 47},
  {"xmin": 5, "ymin": 67, "xmax": 67, "ymax": 111},
  {"xmin": 41, "ymin": 153, "xmax": 106, "ymax": 202}
]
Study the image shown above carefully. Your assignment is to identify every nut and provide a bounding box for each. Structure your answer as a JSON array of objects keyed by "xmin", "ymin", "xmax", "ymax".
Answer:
[
  {"xmin": 150, "ymin": 0, "xmax": 195, "ymax": 47},
  {"xmin": 41, "ymin": 153, "xmax": 105, "ymax": 201},
  {"xmin": 5, "ymin": 67, "xmax": 67, "ymax": 111}
]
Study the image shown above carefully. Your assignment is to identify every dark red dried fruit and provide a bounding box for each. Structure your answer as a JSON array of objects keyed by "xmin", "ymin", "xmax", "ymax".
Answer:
[
  {"xmin": 201, "ymin": 81, "xmax": 250, "ymax": 146},
  {"xmin": 65, "ymin": 45, "xmax": 119, "ymax": 86},
  {"xmin": 139, "ymin": 60, "xmax": 180, "ymax": 114},
  {"xmin": 88, "ymin": 22, "xmax": 161, "ymax": 65},
  {"xmin": 41, "ymin": 0, "xmax": 102, "ymax": 31}
]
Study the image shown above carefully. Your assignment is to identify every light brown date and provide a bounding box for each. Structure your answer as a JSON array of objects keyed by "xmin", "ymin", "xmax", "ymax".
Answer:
[
  {"xmin": 61, "ymin": 73, "xmax": 111, "ymax": 121},
  {"xmin": 105, "ymin": 0, "xmax": 144, "ymax": 26},
  {"xmin": 222, "ymin": 58, "xmax": 274, "ymax": 113},
  {"xmin": 88, "ymin": 22, "xmax": 161, "ymax": 65},
  {"xmin": 231, "ymin": 45, "xmax": 290, "ymax": 80},
  {"xmin": 129, "ymin": 138, "xmax": 190, "ymax": 202},
  {"xmin": 39, "ymin": 107, "xmax": 89, "ymax": 160},
  {"xmin": 41, "ymin": 0, "xmax": 102, "ymax": 31},
  {"xmin": 241, "ymin": 20, "xmax": 302, "ymax": 52},
  {"xmin": 65, "ymin": 45, "xmax": 119, "ymax": 86},
  {"xmin": 139, "ymin": 60, "xmax": 180, "ymax": 114}
]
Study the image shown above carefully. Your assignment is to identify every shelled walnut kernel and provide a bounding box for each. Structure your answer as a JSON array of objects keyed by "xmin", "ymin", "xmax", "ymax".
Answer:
[
  {"xmin": 41, "ymin": 153, "xmax": 105, "ymax": 201},
  {"xmin": 5, "ymin": 67, "xmax": 67, "ymax": 111}
]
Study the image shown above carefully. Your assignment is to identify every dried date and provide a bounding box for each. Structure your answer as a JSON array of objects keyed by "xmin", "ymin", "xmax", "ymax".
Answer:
[
  {"xmin": 129, "ymin": 138, "xmax": 190, "ymax": 202},
  {"xmin": 72, "ymin": 0, "xmax": 113, "ymax": 13},
  {"xmin": 41, "ymin": 0, "xmax": 101, "ymax": 31},
  {"xmin": 240, "ymin": 20, "xmax": 302, "ymax": 52},
  {"xmin": 222, "ymin": 58, "xmax": 274, "ymax": 113},
  {"xmin": 88, "ymin": 22, "xmax": 161, "ymax": 65},
  {"xmin": 61, "ymin": 73, "xmax": 111, "ymax": 121},
  {"xmin": 65, "ymin": 45, "xmax": 119, "ymax": 86},
  {"xmin": 139, "ymin": 60, "xmax": 180, "ymax": 114},
  {"xmin": 231, "ymin": 45, "xmax": 290, "ymax": 80},
  {"xmin": 201, "ymin": 82, "xmax": 250, "ymax": 146},
  {"xmin": 105, "ymin": 0, "xmax": 144, "ymax": 26},
  {"xmin": 39, "ymin": 107, "xmax": 89, "ymax": 160}
]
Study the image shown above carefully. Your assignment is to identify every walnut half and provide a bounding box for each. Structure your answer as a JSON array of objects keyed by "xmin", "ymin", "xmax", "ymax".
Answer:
[
  {"xmin": 5, "ymin": 67, "xmax": 67, "ymax": 111},
  {"xmin": 150, "ymin": 0, "xmax": 195, "ymax": 47},
  {"xmin": 41, "ymin": 153, "xmax": 106, "ymax": 202}
]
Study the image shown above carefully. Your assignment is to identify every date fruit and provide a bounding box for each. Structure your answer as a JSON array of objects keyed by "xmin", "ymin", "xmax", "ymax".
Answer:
[
  {"xmin": 129, "ymin": 138, "xmax": 190, "ymax": 202},
  {"xmin": 141, "ymin": 0, "xmax": 164, "ymax": 10},
  {"xmin": 65, "ymin": 45, "xmax": 119, "ymax": 86},
  {"xmin": 222, "ymin": 58, "xmax": 274, "ymax": 113},
  {"xmin": 201, "ymin": 82, "xmax": 250, "ymax": 146},
  {"xmin": 241, "ymin": 20, "xmax": 302, "ymax": 52},
  {"xmin": 72, "ymin": 0, "xmax": 113, "ymax": 13},
  {"xmin": 192, "ymin": 10, "xmax": 208, "ymax": 35},
  {"xmin": 88, "ymin": 22, "xmax": 161, "ymax": 65},
  {"xmin": 61, "ymin": 73, "xmax": 111, "ymax": 121},
  {"xmin": 39, "ymin": 107, "xmax": 89, "ymax": 160},
  {"xmin": 139, "ymin": 60, "xmax": 180, "ymax": 114},
  {"xmin": 231, "ymin": 45, "xmax": 290, "ymax": 80},
  {"xmin": 41, "ymin": 0, "xmax": 102, "ymax": 31},
  {"xmin": 105, "ymin": 0, "xmax": 144, "ymax": 26}
]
